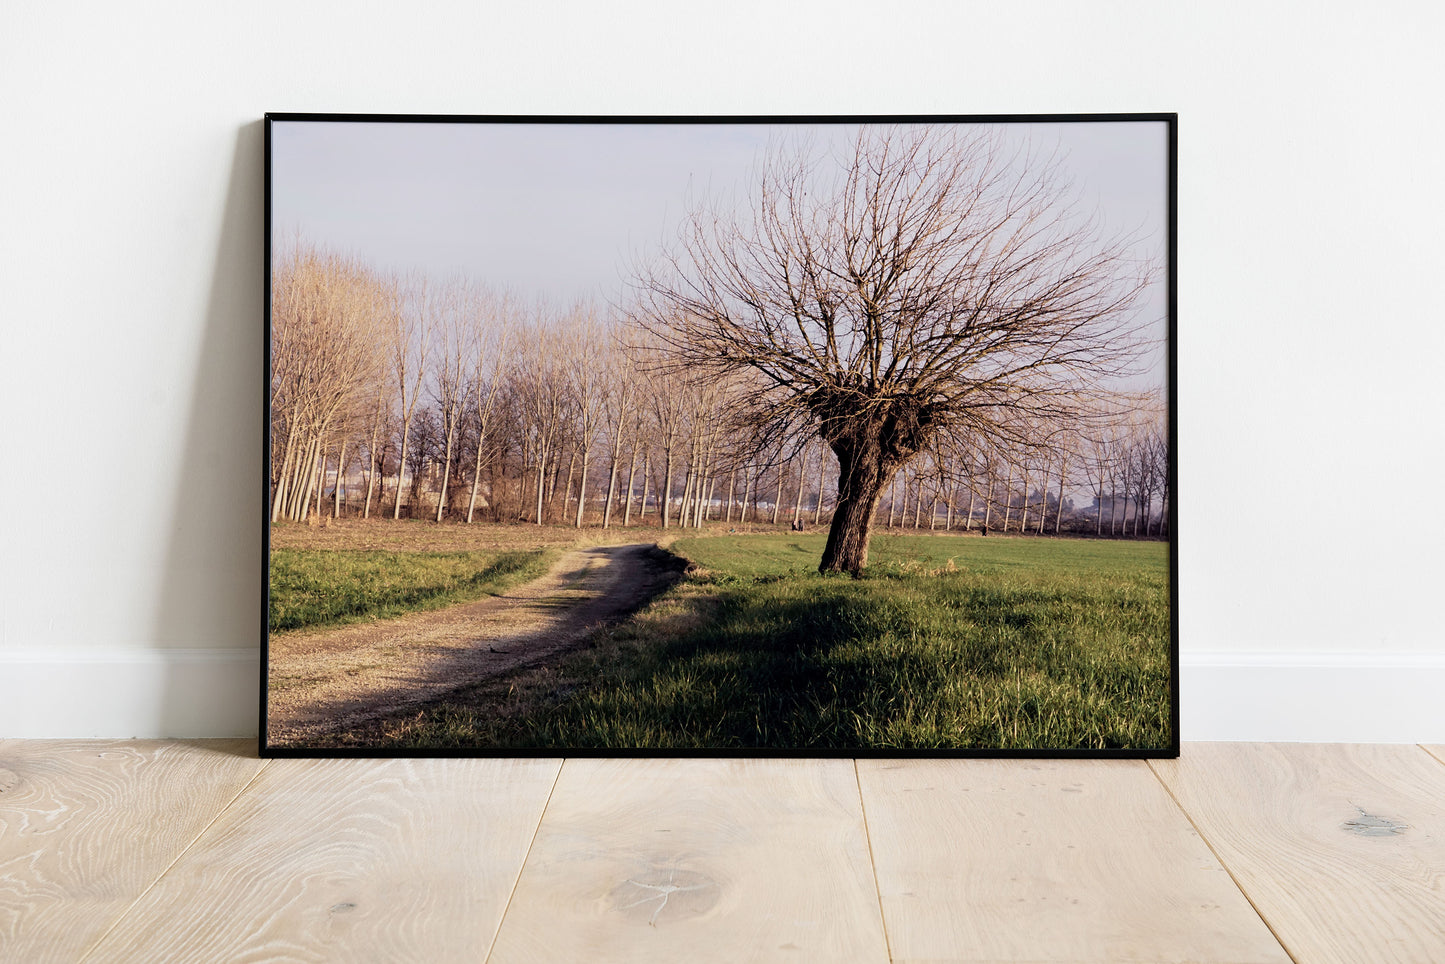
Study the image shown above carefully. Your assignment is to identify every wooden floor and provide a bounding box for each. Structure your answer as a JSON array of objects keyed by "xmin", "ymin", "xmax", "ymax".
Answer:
[{"xmin": 1, "ymin": 743, "xmax": 1442, "ymax": 962}]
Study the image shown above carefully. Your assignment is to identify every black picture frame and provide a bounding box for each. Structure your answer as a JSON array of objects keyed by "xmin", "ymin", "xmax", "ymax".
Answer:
[{"xmin": 262, "ymin": 113, "xmax": 1177, "ymax": 759}]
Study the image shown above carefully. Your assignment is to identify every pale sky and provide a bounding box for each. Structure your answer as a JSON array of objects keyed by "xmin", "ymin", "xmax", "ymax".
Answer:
[{"xmin": 270, "ymin": 117, "xmax": 1170, "ymax": 380}]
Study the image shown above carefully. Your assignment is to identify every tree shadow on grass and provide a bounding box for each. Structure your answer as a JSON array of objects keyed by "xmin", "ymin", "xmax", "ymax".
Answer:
[{"xmin": 522, "ymin": 575, "xmax": 1172, "ymax": 752}]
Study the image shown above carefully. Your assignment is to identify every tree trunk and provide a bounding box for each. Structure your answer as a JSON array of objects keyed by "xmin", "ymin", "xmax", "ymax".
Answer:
[
  {"xmin": 333, "ymin": 440, "xmax": 347, "ymax": 519},
  {"xmin": 700, "ymin": 471, "xmax": 717, "ymax": 526},
  {"xmin": 622, "ymin": 444, "xmax": 639, "ymax": 527},
  {"xmin": 1020, "ymin": 468, "xmax": 1031, "ymax": 533},
  {"xmin": 1054, "ymin": 464, "xmax": 1067, "ymax": 533},
  {"xmin": 771, "ymin": 468, "xmax": 784, "ymax": 525},
  {"xmin": 662, "ymin": 451, "xmax": 675, "ymax": 527},
  {"xmin": 363, "ymin": 435, "xmax": 379, "ymax": 521},
  {"xmin": 740, "ymin": 467, "xmax": 753, "ymax": 523},
  {"xmin": 533, "ymin": 443, "xmax": 548, "ymax": 525},
  {"xmin": 602, "ymin": 433, "xmax": 623, "ymax": 529},
  {"xmin": 574, "ymin": 450, "xmax": 589, "ymax": 528},
  {"xmin": 466, "ymin": 433, "xmax": 486, "ymax": 524},
  {"xmin": 435, "ymin": 434, "xmax": 455, "ymax": 523},
  {"xmin": 639, "ymin": 454, "xmax": 652, "ymax": 521},
  {"xmin": 1002, "ymin": 469, "xmax": 1014, "ymax": 533},
  {"xmin": 791, "ymin": 444, "xmax": 808, "ymax": 526},
  {"xmin": 1108, "ymin": 478, "xmax": 1117, "ymax": 535},
  {"xmin": 818, "ymin": 435, "xmax": 897, "ymax": 574},
  {"xmin": 393, "ymin": 423, "xmax": 412, "ymax": 520},
  {"xmin": 560, "ymin": 449, "xmax": 578, "ymax": 520},
  {"xmin": 725, "ymin": 468, "xmax": 736, "ymax": 523},
  {"xmin": 813, "ymin": 449, "xmax": 827, "ymax": 525},
  {"xmin": 678, "ymin": 461, "xmax": 695, "ymax": 529}
]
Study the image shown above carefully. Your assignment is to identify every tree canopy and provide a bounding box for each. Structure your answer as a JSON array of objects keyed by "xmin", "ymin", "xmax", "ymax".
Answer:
[{"xmin": 632, "ymin": 125, "xmax": 1160, "ymax": 573}]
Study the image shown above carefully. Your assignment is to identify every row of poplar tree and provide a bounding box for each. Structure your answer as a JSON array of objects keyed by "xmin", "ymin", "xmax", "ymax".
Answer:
[{"xmin": 269, "ymin": 243, "xmax": 1168, "ymax": 537}]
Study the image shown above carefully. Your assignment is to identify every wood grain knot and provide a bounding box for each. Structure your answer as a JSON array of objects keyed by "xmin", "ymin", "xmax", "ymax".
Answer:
[
  {"xmin": 1342, "ymin": 809, "xmax": 1408, "ymax": 837},
  {"xmin": 608, "ymin": 867, "xmax": 719, "ymax": 926},
  {"xmin": 0, "ymin": 766, "xmax": 20, "ymax": 793}
]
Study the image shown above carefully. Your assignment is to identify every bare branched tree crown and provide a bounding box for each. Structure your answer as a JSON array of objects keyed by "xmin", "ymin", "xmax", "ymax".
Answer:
[{"xmin": 630, "ymin": 125, "xmax": 1160, "ymax": 573}]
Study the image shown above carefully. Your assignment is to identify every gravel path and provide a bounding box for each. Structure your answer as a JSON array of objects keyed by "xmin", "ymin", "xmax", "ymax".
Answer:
[{"xmin": 265, "ymin": 543, "xmax": 679, "ymax": 747}]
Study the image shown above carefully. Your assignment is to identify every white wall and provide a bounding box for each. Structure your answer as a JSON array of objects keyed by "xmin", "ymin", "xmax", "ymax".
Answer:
[{"xmin": 3, "ymin": 1, "xmax": 1441, "ymax": 740}]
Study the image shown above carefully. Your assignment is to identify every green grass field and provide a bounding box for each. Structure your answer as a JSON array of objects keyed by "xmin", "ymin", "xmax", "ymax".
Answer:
[
  {"xmin": 269, "ymin": 547, "xmax": 554, "ymax": 633},
  {"xmin": 372, "ymin": 532, "xmax": 1172, "ymax": 752}
]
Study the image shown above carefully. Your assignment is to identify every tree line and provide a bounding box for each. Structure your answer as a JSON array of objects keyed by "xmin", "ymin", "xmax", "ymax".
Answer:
[{"xmin": 269, "ymin": 241, "xmax": 1168, "ymax": 538}]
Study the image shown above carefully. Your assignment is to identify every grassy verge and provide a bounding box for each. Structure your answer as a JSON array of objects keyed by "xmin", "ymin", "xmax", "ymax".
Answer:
[
  {"xmin": 364, "ymin": 532, "xmax": 1172, "ymax": 752},
  {"xmin": 269, "ymin": 547, "xmax": 555, "ymax": 633}
]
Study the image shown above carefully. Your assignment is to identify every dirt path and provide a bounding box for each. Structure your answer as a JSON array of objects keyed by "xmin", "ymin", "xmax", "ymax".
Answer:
[{"xmin": 266, "ymin": 543, "xmax": 681, "ymax": 747}]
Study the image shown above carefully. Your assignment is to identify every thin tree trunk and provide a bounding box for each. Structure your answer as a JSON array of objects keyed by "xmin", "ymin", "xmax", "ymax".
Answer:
[
  {"xmin": 725, "ymin": 468, "xmax": 737, "ymax": 523},
  {"xmin": 561, "ymin": 448, "xmax": 578, "ymax": 518},
  {"xmin": 792, "ymin": 445, "xmax": 808, "ymax": 526},
  {"xmin": 639, "ymin": 454, "xmax": 652, "ymax": 521},
  {"xmin": 771, "ymin": 467, "xmax": 784, "ymax": 525},
  {"xmin": 740, "ymin": 467, "xmax": 753, "ymax": 524},
  {"xmin": 678, "ymin": 460, "xmax": 695, "ymax": 529},
  {"xmin": 1108, "ymin": 478, "xmax": 1117, "ymax": 535},
  {"xmin": 661, "ymin": 450, "xmax": 675, "ymax": 528},
  {"xmin": 271, "ymin": 428, "xmax": 298, "ymax": 523},
  {"xmin": 1055, "ymin": 464, "xmax": 1067, "ymax": 534},
  {"xmin": 622, "ymin": 443, "xmax": 640, "ymax": 527},
  {"xmin": 700, "ymin": 471, "xmax": 717, "ymax": 526},
  {"xmin": 313, "ymin": 444, "xmax": 326, "ymax": 520},
  {"xmin": 813, "ymin": 449, "xmax": 827, "ymax": 525},
  {"xmin": 602, "ymin": 433, "xmax": 623, "ymax": 529},
  {"xmin": 333, "ymin": 440, "xmax": 347, "ymax": 519},
  {"xmin": 466, "ymin": 435, "xmax": 486, "ymax": 524},
  {"xmin": 363, "ymin": 438, "xmax": 379, "ymax": 520},
  {"xmin": 435, "ymin": 435, "xmax": 455, "ymax": 524},
  {"xmin": 1020, "ymin": 468, "xmax": 1031, "ymax": 533},
  {"xmin": 533, "ymin": 443, "xmax": 548, "ymax": 525},
  {"xmin": 392, "ymin": 423, "xmax": 412, "ymax": 520},
  {"xmin": 1002, "ymin": 469, "xmax": 1014, "ymax": 532},
  {"xmin": 1036, "ymin": 462, "xmax": 1048, "ymax": 535},
  {"xmin": 574, "ymin": 450, "xmax": 590, "ymax": 528}
]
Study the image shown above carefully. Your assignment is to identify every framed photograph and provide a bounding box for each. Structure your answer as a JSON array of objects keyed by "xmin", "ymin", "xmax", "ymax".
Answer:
[{"xmin": 263, "ymin": 113, "xmax": 1176, "ymax": 758}]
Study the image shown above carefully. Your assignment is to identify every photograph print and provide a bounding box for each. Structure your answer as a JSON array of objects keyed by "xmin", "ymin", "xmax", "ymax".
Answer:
[{"xmin": 264, "ymin": 114, "xmax": 1175, "ymax": 756}]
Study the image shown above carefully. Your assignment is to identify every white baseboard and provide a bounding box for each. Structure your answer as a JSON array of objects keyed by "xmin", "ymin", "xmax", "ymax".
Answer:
[
  {"xmin": 1179, "ymin": 652, "xmax": 1445, "ymax": 743},
  {"xmin": 1, "ymin": 648, "xmax": 260, "ymax": 739},
  {"xmin": 2, "ymin": 648, "xmax": 1442, "ymax": 743}
]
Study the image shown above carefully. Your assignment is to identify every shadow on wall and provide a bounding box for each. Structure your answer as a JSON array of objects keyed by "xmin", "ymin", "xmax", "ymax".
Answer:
[{"xmin": 150, "ymin": 121, "xmax": 265, "ymax": 740}]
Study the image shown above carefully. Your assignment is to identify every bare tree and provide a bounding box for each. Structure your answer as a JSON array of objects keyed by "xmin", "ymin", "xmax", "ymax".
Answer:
[
  {"xmin": 391, "ymin": 275, "xmax": 432, "ymax": 520},
  {"xmin": 269, "ymin": 243, "xmax": 389, "ymax": 523},
  {"xmin": 633, "ymin": 125, "xmax": 1156, "ymax": 573},
  {"xmin": 563, "ymin": 304, "xmax": 610, "ymax": 528},
  {"xmin": 431, "ymin": 281, "xmax": 475, "ymax": 522},
  {"xmin": 464, "ymin": 290, "xmax": 513, "ymax": 523}
]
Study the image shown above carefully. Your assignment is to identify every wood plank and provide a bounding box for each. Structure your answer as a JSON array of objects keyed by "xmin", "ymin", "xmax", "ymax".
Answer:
[
  {"xmin": 83, "ymin": 756, "xmax": 560, "ymax": 963},
  {"xmin": 1152, "ymin": 743, "xmax": 1445, "ymax": 964},
  {"xmin": 1423, "ymin": 745, "xmax": 1445, "ymax": 768},
  {"xmin": 488, "ymin": 758, "xmax": 889, "ymax": 963},
  {"xmin": 858, "ymin": 758, "xmax": 1289, "ymax": 964},
  {"xmin": 0, "ymin": 739, "xmax": 263, "ymax": 963}
]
